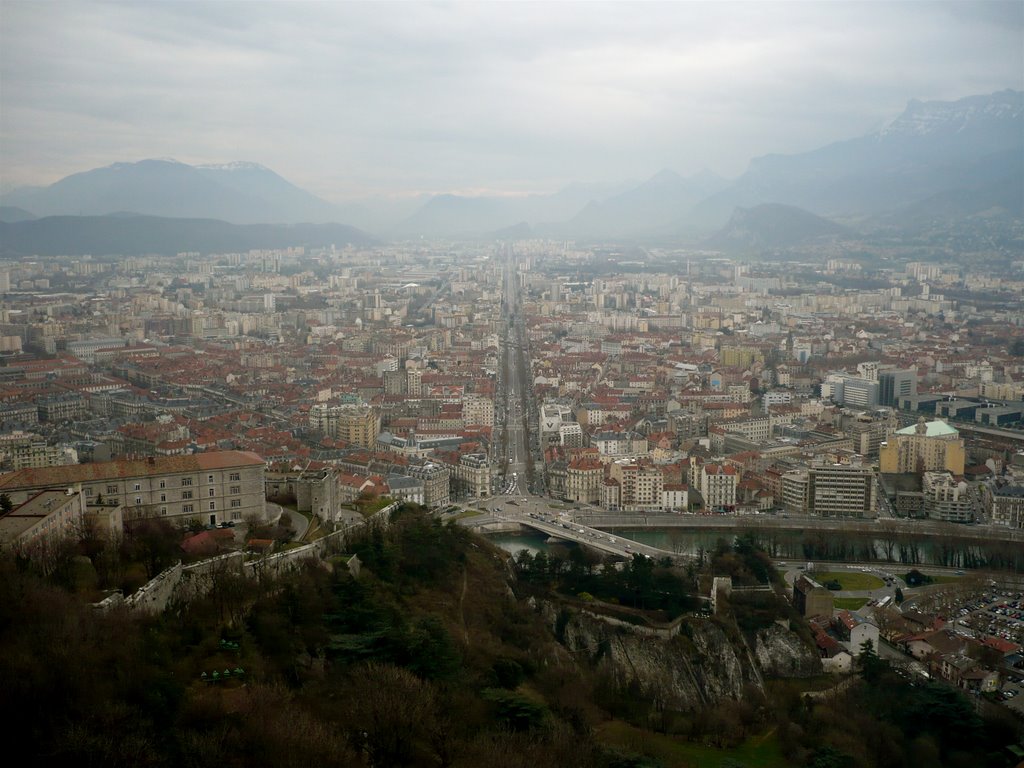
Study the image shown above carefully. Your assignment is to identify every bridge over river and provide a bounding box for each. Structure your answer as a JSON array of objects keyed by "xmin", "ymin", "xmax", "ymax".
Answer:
[{"xmin": 460, "ymin": 508, "xmax": 686, "ymax": 563}]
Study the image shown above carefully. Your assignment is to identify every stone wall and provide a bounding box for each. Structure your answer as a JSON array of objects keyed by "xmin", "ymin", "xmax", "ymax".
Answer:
[
  {"xmin": 124, "ymin": 562, "xmax": 183, "ymax": 614},
  {"xmin": 99, "ymin": 501, "xmax": 402, "ymax": 615}
]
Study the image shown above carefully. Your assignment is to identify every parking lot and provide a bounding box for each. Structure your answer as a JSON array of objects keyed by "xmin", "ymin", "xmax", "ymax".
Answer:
[{"xmin": 952, "ymin": 592, "xmax": 1024, "ymax": 647}]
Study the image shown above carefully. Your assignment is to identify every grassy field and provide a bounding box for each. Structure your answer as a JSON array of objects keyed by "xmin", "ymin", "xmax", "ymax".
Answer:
[
  {"xmin": 597, "ymin": 720, "xmax": 788, "ymax": 768},
  {"xmin": 814, "ymin": 571, "xmax": 885, "ymax": 591},
  {"xmin": 834, "ymin": 597, "xmax": 869, "ymax": 610}
]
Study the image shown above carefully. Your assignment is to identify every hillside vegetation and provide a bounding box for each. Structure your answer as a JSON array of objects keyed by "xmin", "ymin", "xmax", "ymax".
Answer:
[{"xmin": 0, "ymin": 506, "xmax": 1019, "ymax": 768}]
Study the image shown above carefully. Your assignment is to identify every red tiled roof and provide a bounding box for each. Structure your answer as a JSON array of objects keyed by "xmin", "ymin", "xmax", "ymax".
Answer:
[{"xmin": 0, "ymin": 450, "xmax": 265, "ymax": 490}]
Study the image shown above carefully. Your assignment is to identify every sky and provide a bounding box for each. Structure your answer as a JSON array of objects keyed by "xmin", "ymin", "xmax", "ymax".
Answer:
[{"xmin": 1, "ymin": 1, "xmax": 1022, "ymax": 202}]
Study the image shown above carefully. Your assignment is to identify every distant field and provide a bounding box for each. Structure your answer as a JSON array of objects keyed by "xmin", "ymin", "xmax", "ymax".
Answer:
[
  {"xmin": 834, "ymin": 597, "xmax": 869, "ymax": 610},
  {"xmin": 814, "ymin": 571, "xmax": 885, "ymax": 591},
  {"xmin": 597, "ymin": 720, "xmax": 788, "ymax": 768}
]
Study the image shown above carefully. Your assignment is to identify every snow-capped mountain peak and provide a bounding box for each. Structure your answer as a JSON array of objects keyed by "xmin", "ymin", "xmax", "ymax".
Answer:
[{"xmin": 876, "ymin": 89, "xmax": 1023, "ymax": 138}]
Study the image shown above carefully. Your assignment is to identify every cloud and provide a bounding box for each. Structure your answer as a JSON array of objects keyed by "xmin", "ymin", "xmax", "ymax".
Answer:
[{"xmin": 2, "ymin": 1, "xmax": 1021, "ymax": 199}]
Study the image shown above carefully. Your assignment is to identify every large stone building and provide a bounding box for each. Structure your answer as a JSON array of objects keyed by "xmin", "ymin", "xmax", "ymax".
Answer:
[
  {"xmin": 454, "ymin": 453, "xmax": 491, "ymax": 499},
  {"xmin": 565, "ymin": 456, "xmax": 604, "ymax": 504},
  {"xmin": 0, "ymin": 451, "xmax": 267, "ymax": 527},
  {"xmin": 407, "ymin": 461, "xmax": 451, "ymax": 508},
  {"xmin": 0, "ymin": 489, "xmax": 87, "ymax": 562},
  {"xmin": 879, "ymin": 419, "xmax": 965, "ymax": 476}
]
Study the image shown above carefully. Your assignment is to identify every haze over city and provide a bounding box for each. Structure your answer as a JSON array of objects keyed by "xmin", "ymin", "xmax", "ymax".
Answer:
[{"xmin": 2, "ymin": 1, "xmax": 1022, "ymax": 200}]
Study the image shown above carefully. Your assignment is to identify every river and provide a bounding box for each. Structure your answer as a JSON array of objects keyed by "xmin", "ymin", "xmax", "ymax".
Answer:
[{"xmin": 487, "ymin": 527, "xmax": 1010, "ymax": 570}]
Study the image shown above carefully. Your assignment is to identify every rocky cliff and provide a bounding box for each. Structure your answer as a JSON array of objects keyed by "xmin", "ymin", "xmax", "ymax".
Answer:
[
  {"xmin": 538, "ymin": 601, "xmax": 771, "ymax": 711},
  {"xmin": 753, "ymin": 622, "xmax": 823, "ymax": 678}
]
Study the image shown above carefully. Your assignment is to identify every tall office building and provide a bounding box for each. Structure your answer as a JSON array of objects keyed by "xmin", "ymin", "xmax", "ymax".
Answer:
[
  {"xmin": 879, "ymin": 369, "xmax": 917, "ymax": 407},
  {"xmin": 808, "ymin": 463, "xmax": 877, "ymax": 518}
]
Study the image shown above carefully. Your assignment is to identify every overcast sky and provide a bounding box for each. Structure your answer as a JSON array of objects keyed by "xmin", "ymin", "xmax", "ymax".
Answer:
[{"xmin": 2, "ymin": 1, "xmax": 1021, "ymax": 201}]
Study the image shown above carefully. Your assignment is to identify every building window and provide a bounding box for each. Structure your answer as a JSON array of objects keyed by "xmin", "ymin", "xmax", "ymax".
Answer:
[
  {"xmin": 209, "ymin": 488, "xmax": 215, "ymax": 497},
  {"xmin": 160, "ymin": 507, "xmax": 167, "ymax": 516},
  {"xmin": 160, "ymin": 494, "xmax": 166, "ymax": 502},
  {"xmin": 230, "ymin": 499, "xmax": 241, "ymax": 508},
  {"xmin": 135, "ymin": 497, "xmax": 142, "ymax": 505},
  {"xmin": 159, "ymin": 480, "xmax": 166, "ymax": 489},
  {"xmin": 106, "ymin": 485, "xmax": 117, "ymax": 494},
  {"xmin": 229, "ymin": 472, "xmax": 240, "ymax": 481},
  {"xmin": 183, "ymin": 504, "xmax": 193, "ymax": 514},
  {"xmin": 230, "ymin": 486, "xmax": 240, "ymax": 495},
  {"xmin": 209, "ymin": 501, "xmax": 216, "ymax": 511},
  {"xmin": 208, "ymin": 475, "xmax": 214, "ymax": 483},
  {"xmin": 181, "ymin": 478, "xmax": 193, "ymax": 486},
  {"xmin": 134, "ymin": 483, "xmax": 141, "ymax": 491},
  {"xmin": 182, "ymin": 490, "xmax": 193, "ymax": 500},
  {"xmin": 231, "ymin": 511, "xmax": 241, "ymax": 520}
]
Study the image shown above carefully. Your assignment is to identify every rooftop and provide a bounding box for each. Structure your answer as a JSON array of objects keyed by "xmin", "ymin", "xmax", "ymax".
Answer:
[{"xmin": 894, "ymin": 419, "xmax": 959, "ymax": 438}]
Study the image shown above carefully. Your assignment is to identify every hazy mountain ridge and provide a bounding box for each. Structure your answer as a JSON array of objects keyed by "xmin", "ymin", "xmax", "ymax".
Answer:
[
  {"xmin": 395, "ymin": 90, "xmax": 1022, "ymax": 241},
  {"xmin": 695, "ymin": 90, "xmax": 1024, "ymax": 227},
  {"xmin": 706, "ymin": 204, "xmax": 851, "ymax": 251},
  {"xmin": 0, "ymin": 214, "xmax": 374, "ymax": 257},
  {"xmin": 558, "ymin": 168, "xmax": 730, "ymax": 240},
  {"xmin": 0, "ymin": 206, "xmax": 37, "ymax": 223},
  {"xmin": 0, "ymin": 159, "xmax": 346, "ymax": 225},
  {"xmin": 2, "ymin": 90, "xmax": 1019, "ymax": 244}
]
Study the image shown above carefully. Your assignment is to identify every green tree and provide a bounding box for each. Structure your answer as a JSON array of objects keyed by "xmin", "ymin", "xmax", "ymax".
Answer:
[
  {"xmin": 858, "ymin": 638, "xmax": 886, "ymax": 683},
  {"xmin": 0, "ymin": 493, "xmax": 13, "ymax": 514}
]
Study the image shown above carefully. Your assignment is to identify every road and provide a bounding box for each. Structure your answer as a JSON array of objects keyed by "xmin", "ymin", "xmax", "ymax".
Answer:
[{"xmin": 494, "ymin": 249, "xmax": 539, "ymax": 496}]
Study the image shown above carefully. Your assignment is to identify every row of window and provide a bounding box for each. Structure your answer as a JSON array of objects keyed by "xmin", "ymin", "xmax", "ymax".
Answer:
[
  {"xmin": 175, "ymin": 499, "xmax": 245, "ymax": 515},
  {"xmin": 102, "ymin": 472, "xmax": 244, "ymax": 495},
  {"xmin": 113, "ymin": 485, "xmax": 244, "ymax": 502}
]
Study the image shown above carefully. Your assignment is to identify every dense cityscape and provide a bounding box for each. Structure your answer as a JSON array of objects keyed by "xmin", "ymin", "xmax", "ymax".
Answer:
[{"xmin": 3, "ymin": 2, "xmax": 1024, "ymax": 767}]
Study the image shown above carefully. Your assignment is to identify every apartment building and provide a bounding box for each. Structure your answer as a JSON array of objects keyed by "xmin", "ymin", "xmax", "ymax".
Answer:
[
  {"xmin": 983, "ymin": 483, "xmax": 1024, "ymax": 528},
  {"xmin": 609, "ymin": 461, "xmax": 664, "ymax": 512},
  {"xmin": 700, "ymin": 463, "xmax": 738, "ymax": 511},
  {"xmin": 922, "ymin": 471, "xmax": 973, "ymax": 524},
  {"xmin": 309, "ymin": 403, "xmax": 382, "ymax": 449}
]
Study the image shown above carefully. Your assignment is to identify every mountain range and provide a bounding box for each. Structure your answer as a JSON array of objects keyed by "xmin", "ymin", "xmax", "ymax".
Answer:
[
  {"xmin": 1, "ymin": 89, "xmax": 1020, "ymax": 252},
  {"xmin": 0, "ymin": 159, "xmax": 342, "ymax": 225}
]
